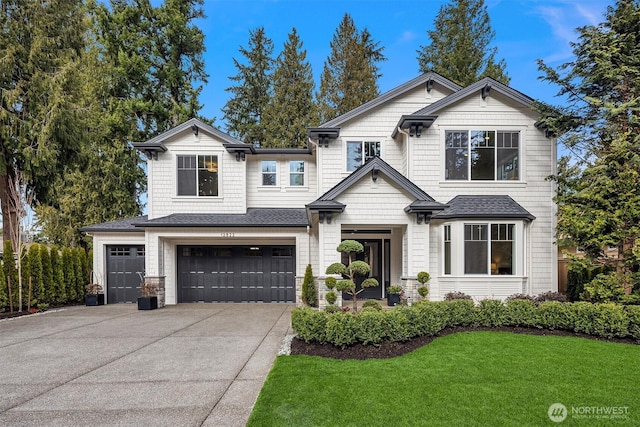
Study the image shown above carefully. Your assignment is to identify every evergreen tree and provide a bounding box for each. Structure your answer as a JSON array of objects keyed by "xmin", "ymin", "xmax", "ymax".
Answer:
[
  {"xmin": 417, "ymin": 0, "xmax": 509, "ymax": 86},
  {"xmin": 50, "ymin": 246, "xmax": 66, "ymax": 304},
  {"xmin": 0, "ymin": 259, "xmax": 7, "ymax": 310},
  {"xmin": 28, "ymin": 244, "xmax": 44, "ymax": 305},
  {"xmin": 262, "ymin": 28, "xmax": 318, "ymax": 148},
  {"xmin": 0, "ymin": 0, "xmax": 88, "ymax": 248},
  {"xmin": 40, "ymin": 244, "xmax": 54, "ymax": 305},
  {"xmin": 74, "ymin": 248, "xmax": 85, "ymax": 298},
  {"xmin": 301, "ymin": 264, "xmax": 317, "ymax": 307},
  {"xmin": 222, "ymin": 27, "xmax": 274, "ymax": 145},
  {"xmin": 19, "ymin": 245, "xmax": 30, "ymax": 308},
  {"xmin": 62, "ymin": 248, "xmax": 76, "ymax": 301},
  {"xmin": 3, "ymin": 241, "xmax": 18, "ymax": 310},
  {"xmin": 538, "ymin": 0, "xmax": 640, "ymax": 295},
  {"xmin": 317, "ymin": 14, "xmax": 386, "ymax": 123}
]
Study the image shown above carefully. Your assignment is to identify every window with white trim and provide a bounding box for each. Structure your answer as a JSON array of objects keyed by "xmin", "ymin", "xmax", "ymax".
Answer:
[
  {"xmin": 261, "ymin": 160, "xmax": 277, "ymax": 186},
  {"xmin": 289, "ymin": 160, "xmax": 304, "ymax": 186},
  {"xmin": 347, "ymin": 140, "xmax": 380, "ymax": 171},
  {"xmin": 463, "ymin": 223, "xmax": 514, "ymax": 275},
  {"xmin": 444, "ymin": 224, "xmax": 452, "ymax": 275},
  {"xmin": 445, "ymin": 130, "xmax": 519, "ymax": 181},
  {"xmin": 177, "ymin": 155, "xmax": 219, "ymax": 196}
]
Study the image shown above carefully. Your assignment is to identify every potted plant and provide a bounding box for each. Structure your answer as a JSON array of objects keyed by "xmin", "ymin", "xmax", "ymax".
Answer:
[
  {"xmin": 138, "ymin": 282, "xmax": 158, "ymax": 310},
  {"xmin": 387, "ymin": 285, "xmax": 403, "ymax": 306},
  {"xmin": 85, "ymin": 284, "xmax": 105, "ymax": 306}
]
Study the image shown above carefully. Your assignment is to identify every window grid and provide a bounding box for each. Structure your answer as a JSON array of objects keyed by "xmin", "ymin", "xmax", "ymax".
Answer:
[
  {"xmin": 347, "ymin": 140, "xmax": 380, "ymax": 171},
  {"xmin": 289, "ymin": 161, "xmax": 304, "ymax": 186},
  {"xmin": 445, "ymin": 130, "xmax": 519, "ymax": 181},
  {"xmin": 261, "ymin": 160, "xmax": 277, "ymax": 186}
]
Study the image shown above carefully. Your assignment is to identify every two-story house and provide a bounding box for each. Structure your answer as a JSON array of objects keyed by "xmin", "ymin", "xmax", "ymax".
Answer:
[{"xmin": 82, "ymin": 72, "xmax": 557, "ymax": 306}]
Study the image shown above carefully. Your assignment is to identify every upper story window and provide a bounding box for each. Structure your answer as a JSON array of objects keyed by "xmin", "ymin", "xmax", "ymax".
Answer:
[
  {"xmin": 177, "ymin": 155, "xmax": 218, "ymax": 196},
  {"xmin": 445, "ymin": 130, "xmax": 519, "ymax": 181},
  {"xmin": 347, "ymin": 140, "xmax": 380, "ymax": 171},
  {"xmin": 289, "ymin": 161, "xmax": 304, "ymax": 186},
  {"xmin": 261, "ymin": 160, "xmax": 277, "ymax": 186}
]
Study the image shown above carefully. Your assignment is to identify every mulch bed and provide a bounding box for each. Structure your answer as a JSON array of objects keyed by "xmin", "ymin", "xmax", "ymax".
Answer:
[{"xmin": 290, "ymin": 326, "xmax": 640, "ymax": 360}]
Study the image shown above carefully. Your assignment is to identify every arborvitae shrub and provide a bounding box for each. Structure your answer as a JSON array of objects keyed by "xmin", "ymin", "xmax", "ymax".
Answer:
[
  {"xmin": 73, "ymin": 248, "xmax": 85, "ymax": 299},
  {"xmin": 80, "ymin": 248, "xmax": 89, "ymax": 286},
  {"xmin": 40, "ymin": 245, "xmax": 54, "ymax": 305},
  {"xmin": 3, "ymin": 241, "xmax": 18, "ymax": 311},
  {"xmin": 50, "ymin": 246, "xmax": 66, "ymax": 304},
  {"xmin": 28, "ymin": 244, "xmax": 44, "ymax": 306},
  {"xmin": 301, "ymin": 264, "xmax": 317, "ymax": 307},
  {"xmin": 0, "ymin": 260, "xmax": 7, "ymax": 310},
  {"xmin": 62, "ymin": 248, "xmax": 75, "ymax": 301}
]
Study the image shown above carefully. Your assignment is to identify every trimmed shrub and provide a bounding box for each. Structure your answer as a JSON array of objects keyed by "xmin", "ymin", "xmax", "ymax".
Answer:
[
  {"xmin": 572, "ymin": 301, "xmax": 598, "ymax": 335},
  {"xmin": 505, "ymin": 298, "xmax": 537, "ymax": 327},
  {"xmin": 573, "ymin": 302, "xmax": 629, "ymax": 338},
  {"xmin": 362, "ymin": 299, "xmax": 382, "ymax": 311},
  {"xmin": 442, "ymin": 299, "xmax": 476, "ymax": 327},
  {"xmin": 537, "ymin": 301, "xmax": 574, "ymax": 330},
  {"xmin": 384, "ymin": 308, "xmax": 412, "ymax": 342},
  {"xmin": 411, "ymin": 301, "xmax": 447, "ymax": 336},
  {"xmin": 477, "ymin": 299, "xmax": 507, "ymax": 327},
  {"xmin": 354, "ymin": 310, "xmax": 386, "ymax": 346},
  {"xmin": 626, "ymin": 306, "xmax": 640, "ymax": 340},
  {"xmin": 325, "ymin": 291, "xmax": 337, "ymax": 306},
  {"xmin": 444, "ymin": 291, "xmax": 472, "ymax": 301},
  {"xmin": 325, "ymin": 312, "xmax": 357, "ymax": 348},
  {"xmin": 583, "ymin": 273, "xmax": 624, "ymax": 303},
  {"xmin": 301, "ymin": 264, "xmax": 317, "ymax": 307},
  {"xmin": 324, "ymin": 305, "xmax": 341, "ymax": 313},
  {"xmin": 291, "ymin": 307, "xmax": 327, "ymax": 344}
]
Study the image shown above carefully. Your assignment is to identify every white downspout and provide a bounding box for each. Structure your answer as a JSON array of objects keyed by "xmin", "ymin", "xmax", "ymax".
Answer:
[{"xmin": 397, "ymin": 126, "xmax": 410, "ymax": 178}]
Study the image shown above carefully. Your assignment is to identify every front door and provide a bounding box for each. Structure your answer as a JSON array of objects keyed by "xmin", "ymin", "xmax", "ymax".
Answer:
[{"xmin": 342, "ymin": 239, "xmax": 384, "ymax": 300}]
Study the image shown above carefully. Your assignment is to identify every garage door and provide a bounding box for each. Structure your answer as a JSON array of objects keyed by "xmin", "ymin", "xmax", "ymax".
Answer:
[
  {"xmin": 106, "ymin": 245, "xmax": 145, "ymax": 303},
  {"xmin": 177, "ymin": 245, "xmax": 295, "ymax": 303}
]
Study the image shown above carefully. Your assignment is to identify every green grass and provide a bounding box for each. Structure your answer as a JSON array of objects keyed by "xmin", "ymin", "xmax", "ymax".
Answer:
[{"xmin": 248, "ymin": 332, "xmax": 640, "ymax": 426}]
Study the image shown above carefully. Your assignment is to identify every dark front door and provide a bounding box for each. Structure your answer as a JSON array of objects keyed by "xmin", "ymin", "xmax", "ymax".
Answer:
[
  {"xmin": 342, "ymin": 240, "xmax": 383, "ymax": 300},
  {"xmin": 106, "ymin": 245, "xmax": 145, "ymax": 303},
  {"xmin": 177, "ymin": 245, "xmax": 295, "ymax": 303}
]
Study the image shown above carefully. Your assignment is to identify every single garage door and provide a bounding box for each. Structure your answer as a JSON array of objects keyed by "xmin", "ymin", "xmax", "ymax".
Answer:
[
  {"xmin": 177, "ymin": 245, "xmax": 295, "ymax": 303},
  {"xmin": 106, "ymin": 245, "xmax": 145, "ymax": 303}
]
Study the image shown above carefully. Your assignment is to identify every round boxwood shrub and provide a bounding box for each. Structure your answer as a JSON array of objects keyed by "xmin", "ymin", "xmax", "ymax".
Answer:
[
  {"xmin": 354, "ymin": 310, "xmax": 386, "ymax": 346},
  {"xmin": 383, "ymin": 308, "xmax": 412, "ymax": 342},
  {"xmin": 537, "ymin": 301, "xmax": 574, "ymax": 330},
  {"xmin": 505, "ymin": 298, "xmax": 537, "ymax": 327},
  {"xmin": 411, "ymin": 301, "xmax": 447, "ymax": 336},
  {"xmin": 325, "ymin": 290, "xmax": 338, "ymax": 306},
  {"xmin": 324, "ymin": 305, "xmax": 341, "ymax": 314},
  {"xmin": 291, "ymin": 307, "xmax": 327, "ymax": 343},
  {"xmin": 362, "ymin": 299, "xmax": 383, "ymax": 311},
  {"xmin": 477, "ymin": 299, "xmax": 507, "ymax": 327},
  {"xmin": 325, "ymin": 312, "xmax": 357, "ymax": 348},
  {"xmin": 443, "ymin": 299, "xmax": 476, "ymax": 327}
]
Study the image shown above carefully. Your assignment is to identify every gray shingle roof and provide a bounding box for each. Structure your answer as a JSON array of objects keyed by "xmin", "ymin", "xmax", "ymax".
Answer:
[
  {"xmin": 134, "ymin": 208, "xmax": 310, "ymax": 228},
  {"xmin": 80, "ymin": 216, "xmax": 148, "ymax": 233},
  {"xmin": 431, "ymin": 195, "xmax": 535, "ymax": 220}
]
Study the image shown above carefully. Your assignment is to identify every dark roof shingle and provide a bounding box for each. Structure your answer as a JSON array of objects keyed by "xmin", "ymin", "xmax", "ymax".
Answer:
[{"xmin": 432, "ymin": 195, "xmax": 535, "ymax": 220}]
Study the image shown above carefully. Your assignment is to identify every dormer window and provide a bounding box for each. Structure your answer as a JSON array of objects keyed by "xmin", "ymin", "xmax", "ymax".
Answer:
[
  {"xmin": 347, "ymin": 140, "xmax": 380, "ymax": 171},
  {"xmin": 177, "ymin": 155, "xmax": 219, "ymax": 196}
]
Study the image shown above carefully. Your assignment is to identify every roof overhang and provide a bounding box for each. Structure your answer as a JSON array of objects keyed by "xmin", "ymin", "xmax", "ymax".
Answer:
[
  {"xmin": 307, "ymin": 127, "xmax": 340, "ymax": 147},
  {"xmin": 132, "ymin": 142, "xmax": 167, "ymax": 160},
  {"xmin": 392, "ymin": 115, "xmax": 438, "ymax": 138}
]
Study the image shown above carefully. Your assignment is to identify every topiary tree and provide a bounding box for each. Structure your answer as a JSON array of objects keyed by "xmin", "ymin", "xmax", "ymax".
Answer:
[
  {"xmin": 301, "ymin": 264, "xmax": 317, "ymax": 307},
  {"xmin": 325, "ymin": 240, "xmax": 379, "ymax": 313},
  {"xmin": 417, "ymin": 271, "xmax": 430, "ymax": 300}
]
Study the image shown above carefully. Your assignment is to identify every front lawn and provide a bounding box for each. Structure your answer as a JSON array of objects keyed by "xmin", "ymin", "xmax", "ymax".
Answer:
[{"xmin": 248, "ymin": 332, "xmax": 639, "ymax": 426}]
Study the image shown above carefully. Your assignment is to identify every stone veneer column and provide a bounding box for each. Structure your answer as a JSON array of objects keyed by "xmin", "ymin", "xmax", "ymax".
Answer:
[{"xmin": 145, "ymin": 276, "xmax": 166, "ymax": 308}]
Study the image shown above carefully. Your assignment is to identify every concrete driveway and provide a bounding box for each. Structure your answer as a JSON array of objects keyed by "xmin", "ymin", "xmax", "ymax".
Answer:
[{"xmin": 0, "ymin": 303, "xmax": 293, "ymax": 426}]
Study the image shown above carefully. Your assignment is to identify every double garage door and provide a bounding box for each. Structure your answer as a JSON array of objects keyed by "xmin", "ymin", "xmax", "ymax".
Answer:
[{"xmin": 177, "ymin": 245, "xmax": 295, "ymax": 303}]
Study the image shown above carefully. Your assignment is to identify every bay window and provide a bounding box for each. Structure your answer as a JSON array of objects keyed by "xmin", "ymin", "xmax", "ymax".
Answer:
[
  {"xmin": 445, "ymin": 130, "xmax": 519, "ymax": 181},
  {"xmin": 463, "ymin": 223, "xmax": 514, "ymax": 275}
]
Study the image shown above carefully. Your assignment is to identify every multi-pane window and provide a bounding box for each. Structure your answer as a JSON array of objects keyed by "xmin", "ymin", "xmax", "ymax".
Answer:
[
  {"xmin": 463, "ymin": 223, "xmax": 514, "ymax": 275},
  {"xmin": 347, "ymin": 140, "xmax": 380, "ymax": 171},
  {"xmin": 261, "ymin": 160, "xmax": 277, "ymax": 186},
  {"xmin": 289, "ymin": 161, "xmax": 304, "ymax": 186},
  {"xmin": 444, "ymin": 225, "xmax": 451, "ymax": 275},
  {"xmin": 445, "ymin": 131, "xmax": 519, "ymax": 181},
  {"xmin": 177, "ymin": 155, "xmax": 219, "ymax": 196}
]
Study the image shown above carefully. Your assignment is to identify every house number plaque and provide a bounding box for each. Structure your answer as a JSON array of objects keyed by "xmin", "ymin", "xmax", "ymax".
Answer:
[{"xmin": 220, "ymin": 232, "xmax": 235, "ymax": 238}]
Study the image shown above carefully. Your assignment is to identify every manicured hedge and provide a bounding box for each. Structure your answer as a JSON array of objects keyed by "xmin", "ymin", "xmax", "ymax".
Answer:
[{"xmin": 291, "ymin": 299, "xmax": 640, "ymax": 348}]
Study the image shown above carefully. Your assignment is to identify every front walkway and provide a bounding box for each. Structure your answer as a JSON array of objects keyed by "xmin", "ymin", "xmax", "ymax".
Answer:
[{"xmin": 0, "ymin": 303, "xmax": 293, "ymax": 426}]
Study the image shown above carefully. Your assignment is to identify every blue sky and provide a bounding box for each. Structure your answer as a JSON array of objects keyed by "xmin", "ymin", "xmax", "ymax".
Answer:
[{"xmin": 197, "ymin": 0, "xmax": 613, "ymax": 128}]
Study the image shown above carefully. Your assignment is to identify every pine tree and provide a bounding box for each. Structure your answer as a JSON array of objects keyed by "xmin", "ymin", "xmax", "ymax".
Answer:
[
  {"xmin": 28, "ymin": 244, "xmax": 44, "ymax": 306},
  {"xmin": 222, "ymin": 27, "xmax": 274, "ymax": 145},
  {"xmin": 62, "ymin": 248, "xmax": 76, "ymax": 302},
  {"xmin": 40, "ymin": 245, "xmax": 54, "ymax": 305},
  {"xmin": 538, "ymin": 0, "xmax": 640, "ymax": 295},
  {"xmin": 0, "ymin": 0, "xmax": 88, "ymax": 247},
  {"xmin": 50, "ymin": 246, "xmax": 66, "ymax": 304},
  {"xmin": 262, "ymin": 28, "xmax": 318, "ymax": 148},
  {"xmin": 3, "ymin": 241, "xmax": 18, "ymax": 310},
  {"xmin": 417, "ymin": 0, "xmax": 509, "ymax": 86},
  {"xmin": 317, "ymin": 14, "xmax": 386, "ymax": 123}
]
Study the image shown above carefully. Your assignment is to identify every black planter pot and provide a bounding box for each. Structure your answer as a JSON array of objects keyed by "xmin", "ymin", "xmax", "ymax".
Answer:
[
  {"xmin": 138, "ymin": 296, "xmax": 158, "ymax": 310},
  {"xmin": 85, "ymin": 294, "xmax": 99, "ymax": 306},
  {"xmin": 387, "ymin": 293, "xmax": 401, "ymax": 306},
  {"xmin": 97, "ymin": 294, "xmax": 105, "ymax": 305}
]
